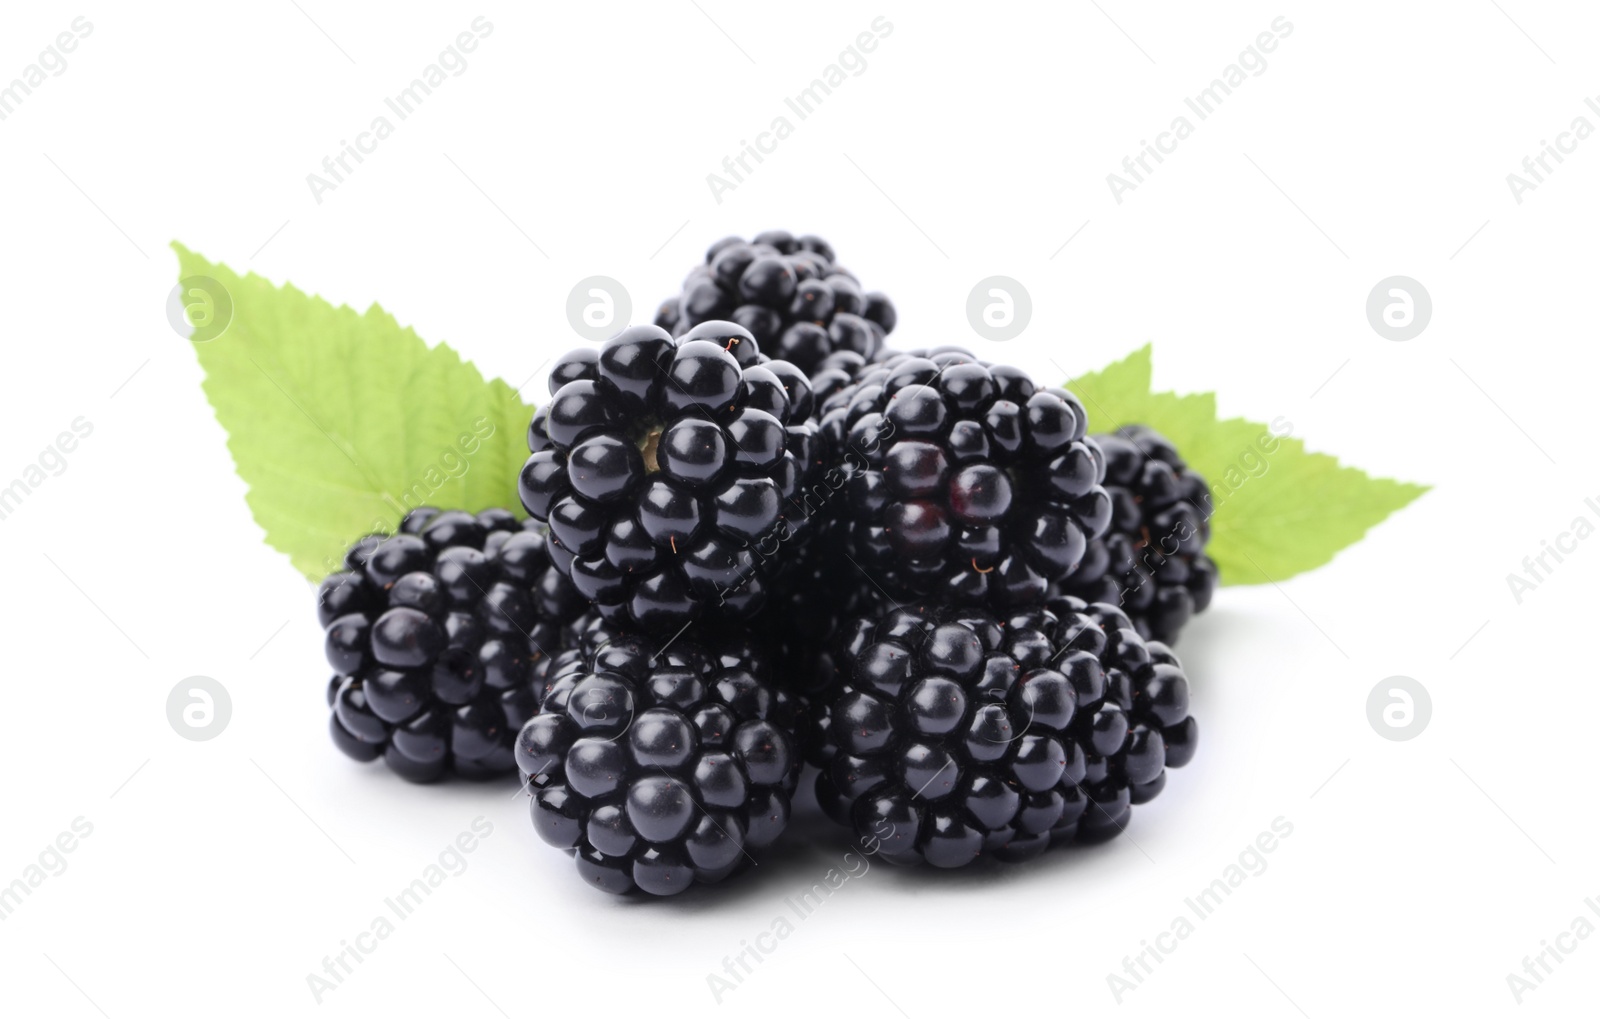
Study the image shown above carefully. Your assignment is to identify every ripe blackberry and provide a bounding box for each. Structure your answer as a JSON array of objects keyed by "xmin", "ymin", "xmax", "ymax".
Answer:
[
  {"xmin": 653, "ymin": 230, "xmax": 897, "ymax": 376},
  {"xmin": 816, "ymin": 347, "xmax": 1111, "ymax": 610},
  {"xmin": 1060, "ymin": 425, "xmax": 1217, "ymax": 643},
  {"xmin": 514, "ymin": 616, "xmax": 801, "ymax": 895},
  {"xmin": 319, "ymin": 507, "xmax": 585, "ymax": 782},
  {"xmin": 811, "ymin": 594, "xmax": 1198, "ymax": 867},
  {"xmin": 519, "ymin": 321, "xmax": 826, "ymax": 634}
]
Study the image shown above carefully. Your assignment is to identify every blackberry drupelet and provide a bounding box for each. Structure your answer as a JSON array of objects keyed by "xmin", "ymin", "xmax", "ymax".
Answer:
[
  {"xmin": 514, "ymin": 615, "xmax": 801, "ymax": 896},
  {"xmin": 320, "ymin": 507, "xmax": 585, "ymax": 782},
  {"xmin": 816, "ymin": 347, "xmax": 1112, "ymax": 611},
  {"xmin": 810, "ymin": 594, "xmax": 1198, "ymax": 867},
  {"xmin": 653, "ymin": 230, "xmax": 898, "ymax": 376},
  {"xmin": 810, "ymin": 349, "xmax": 875, "ymax": 409},
  {"xmin": 1059, "ymin": 425, "xmax": 1217, "ymax": 644},
  {"xmin": 519, "ymin": 321, "xmax": 826, "ymax": 634}
]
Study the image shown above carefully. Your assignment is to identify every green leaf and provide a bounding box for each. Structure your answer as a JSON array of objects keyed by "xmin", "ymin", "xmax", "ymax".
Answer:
[
  {"xmin": 1066, "ymin": 345, "xmax": 1428, "ymax": 586},
  {"xmin": 173, "ymin": 243, "xmax": 535, "ymax": 581}
]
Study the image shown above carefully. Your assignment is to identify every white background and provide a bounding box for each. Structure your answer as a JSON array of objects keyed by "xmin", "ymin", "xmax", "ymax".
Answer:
[{"xmin": 0, "ymin": 2, "xmax": 1594, "ymax": 1015}]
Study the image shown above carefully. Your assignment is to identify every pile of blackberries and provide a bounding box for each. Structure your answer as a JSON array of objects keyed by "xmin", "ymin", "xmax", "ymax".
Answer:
[{"xmin": 319, "ymin": 232, "xmax": 1213, "ymax": 896}]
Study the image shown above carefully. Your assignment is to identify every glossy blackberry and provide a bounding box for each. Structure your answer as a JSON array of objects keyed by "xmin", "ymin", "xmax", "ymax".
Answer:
[
  {"xmin": 653, "ymin": 231, "xmax": 897, "ymax": 376},
  {"xmin": 816, "ymin": 347, "xmax": 1112, "ymax": 610},
  {"xmin": 810, "ymin": 594, "xmax": 1198, "ymax": 867},
  {"xmin": 520, "ymin": 322, "xmax": 826, "ymax": 634},
  {"xmin": 319, "ymin": 507, "xmax": 586, "ymax": 782},
  {"xmin": 514, "ymin": 616, "xmax": 801, "ymax": 896},
  {"xmin": 1059, "ymin": 425, "xmax": 1217, "ymax": 643}
]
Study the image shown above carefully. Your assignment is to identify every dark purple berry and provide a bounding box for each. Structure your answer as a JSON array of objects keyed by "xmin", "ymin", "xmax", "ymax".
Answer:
[
  {"xmin": 318, "ymin": 508, "xmax": 584, "ymax": 782},
  {"xmin": 808, "ymin": 594, "xmax": 1198, "ymax": 867},
  {"xmin": 1058, "ymin": 424, "xmax": 1217, "ymax": 643},
  {"xmin": 514, "ymin": 616, "xmax": 800, "ymax": 895}
]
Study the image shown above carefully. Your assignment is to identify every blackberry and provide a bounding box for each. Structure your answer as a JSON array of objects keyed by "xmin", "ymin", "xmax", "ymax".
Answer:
[
  {"xmin": 514, "ymin": 615, "xmax": 801, "ymax": 896},
  {"xmin": 810, "ymin": 594, "xmax": 1198, "ymax": 868},
  {"xmin": 816, "ymin": 347, "xmax": 1112, "ymax": 611},
  {"xmin": 653, "ymin": 230, "xmax": 898, "ymax": 376},
  {"xmin": 319, "ymin": 507, "xmax": 585, "ymax": 782},
  {"xmin": 1060, "ymin": 425, "xmax": 1217, "ymax": 643},
  {"xmin": 519, "ymin": 321, "xmax": 826, "ymax": 634}
]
